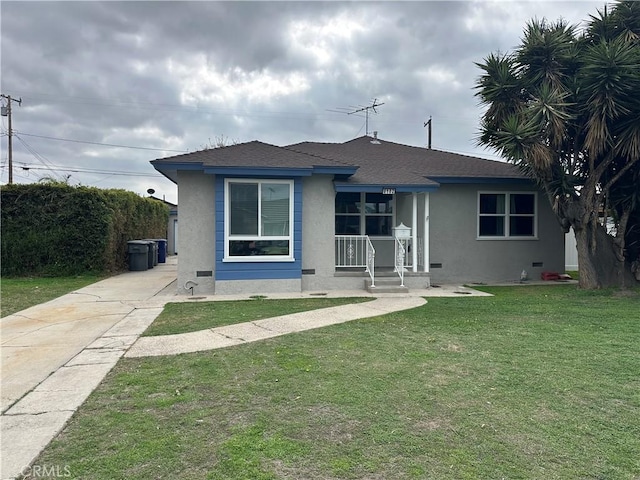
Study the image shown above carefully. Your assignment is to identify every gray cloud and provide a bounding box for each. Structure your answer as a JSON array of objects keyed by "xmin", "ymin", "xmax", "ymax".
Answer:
[{"xmin": 1, "ymin": 1, "xmax": 602, "ymax": 202}]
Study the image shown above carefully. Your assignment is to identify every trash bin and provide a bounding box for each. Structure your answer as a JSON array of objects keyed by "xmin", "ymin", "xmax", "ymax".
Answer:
[
  {"xmin": 142, "ymin": 240, "xmax": 157, "ymax": 268},
  {"xmin": 155, "ymin": 239, "xmax": 167, "ymax": 263},
  {"xmin": 127, "ymin": 241, "xmax": 149, "ymax": 271}
]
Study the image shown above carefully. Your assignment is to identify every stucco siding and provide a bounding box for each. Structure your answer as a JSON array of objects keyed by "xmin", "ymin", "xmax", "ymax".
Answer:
[
  {"xmin": 176, "ymin": 171, "xmax": 216, "ymax": 294},
  {"xmin": 301, "ymin": 175, "xmax": 337, "ymax": 291},
  {"xmin": 429, "ymin": 184, "xmax": 565, "ymax": 284}
]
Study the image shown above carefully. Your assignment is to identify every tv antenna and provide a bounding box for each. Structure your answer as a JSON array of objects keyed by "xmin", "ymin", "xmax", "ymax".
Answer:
[{"xmin": 328, "ymin": 98, "xmax": 385, "ymax": 136}]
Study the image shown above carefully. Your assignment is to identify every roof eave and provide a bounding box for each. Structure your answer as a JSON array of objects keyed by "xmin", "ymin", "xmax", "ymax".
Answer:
[
  {"xmin": 334, "ymin": 182, "xmax": 440, "ymax": 193},
  {"xmin": 427, "ymin": 176, "xmax": 532, "ymax": 184},
  {"xmin": 151, "ymin": 161, "xmax": 357, "ymax": 181},
  {"xmin": 151, "ymin": 161, "xmax": 204, "ymax": 184}
]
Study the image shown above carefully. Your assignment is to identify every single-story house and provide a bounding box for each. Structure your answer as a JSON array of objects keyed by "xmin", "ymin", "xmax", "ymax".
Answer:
[{"xmin": 151, "ymin": 134, "xmax": 565, "ymax": 295}]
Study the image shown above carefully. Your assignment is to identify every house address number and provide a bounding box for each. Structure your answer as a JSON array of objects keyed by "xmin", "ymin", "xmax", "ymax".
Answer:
[{"xmin": 382, "ymin": 188, "xmax": 396, "ymax": 195}]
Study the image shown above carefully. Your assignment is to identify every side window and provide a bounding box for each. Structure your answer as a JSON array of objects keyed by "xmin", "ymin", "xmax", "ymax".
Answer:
[{"xmin": 478, "ymin": 192, "xmax": 536, "ymax": 238}]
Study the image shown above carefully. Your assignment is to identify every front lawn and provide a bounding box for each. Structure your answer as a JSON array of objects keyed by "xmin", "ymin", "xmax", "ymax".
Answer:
[
  {"xmin": 1, "ymin": 275, "xmax": 103, "ymax": 317},
  {"xmin": 27, "ymin": 285, "xmax": 640, "ymax": 479}
]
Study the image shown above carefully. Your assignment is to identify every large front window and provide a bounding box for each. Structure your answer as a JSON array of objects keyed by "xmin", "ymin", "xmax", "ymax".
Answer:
[
  {"xmin": 335, "ymin": 192, "xmax": 394, "ymax": 236},
  {"xmin": 478, "ymin": 192, "xmax": 536, "ymax": 238},
  {"xmin": 225, "ymin": 179, "xmax": 293, "ymax": 259}
]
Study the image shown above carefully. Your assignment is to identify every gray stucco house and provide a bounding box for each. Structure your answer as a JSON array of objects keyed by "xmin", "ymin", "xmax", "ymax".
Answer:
[{"xmin": 151, "ymin": 134, "xmax": 565, "ymax": 295}]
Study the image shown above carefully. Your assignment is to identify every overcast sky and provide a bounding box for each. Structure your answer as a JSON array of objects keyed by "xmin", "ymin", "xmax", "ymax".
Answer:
[{"xmin": 1, "ymin": 1, "xmax": 602, "ymax": 204}]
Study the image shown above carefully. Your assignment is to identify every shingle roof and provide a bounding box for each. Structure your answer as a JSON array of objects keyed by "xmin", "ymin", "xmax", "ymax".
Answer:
[
  {"xmin": 151, "ymin": 135, "xmax": 526, "ymax": 186},
  {"xmin": 151, "ymin": 140, "xmax": 352, "ymax": 170},
  {"xmin": 285, "ymin": 136, "xmax": 526, "ymax": 186}
]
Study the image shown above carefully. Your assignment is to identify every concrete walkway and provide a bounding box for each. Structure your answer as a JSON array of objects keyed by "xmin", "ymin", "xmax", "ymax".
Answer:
[
  {"xmin": 126, "ymin": 296, "xmax": 427, "ymax": 358},
  {"xmin": 1, "ymin": 258, "xmax": 489, "ymax": 480}
]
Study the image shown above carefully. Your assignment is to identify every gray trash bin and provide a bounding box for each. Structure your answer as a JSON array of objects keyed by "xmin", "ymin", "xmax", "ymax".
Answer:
[{"xmin": 127, "ymin": 241, "xmax": 149, "ymax": 271}]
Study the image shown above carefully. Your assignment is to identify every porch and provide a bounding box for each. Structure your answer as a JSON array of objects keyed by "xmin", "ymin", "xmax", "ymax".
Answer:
[{"xmin": 335, "ymin": 235, "xmax": 431, "ymax": 292}]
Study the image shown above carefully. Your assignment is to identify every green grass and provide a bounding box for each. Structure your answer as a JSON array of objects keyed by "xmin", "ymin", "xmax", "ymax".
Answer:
[
  {"xmin": 27, "ymin": 285, "xmax": 640, "ymax": 479},
  {"xmin": 0, "ymin": 275, "xmax": 103, "ymax": 317},
  {"xmin": 144, "ymin": 297, "xmax": 373, "ymax": 336}
]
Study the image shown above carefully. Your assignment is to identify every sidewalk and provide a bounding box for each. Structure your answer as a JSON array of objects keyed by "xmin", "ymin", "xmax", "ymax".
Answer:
[{"xmin": 1, "ymin": 258, "xmax": 489, "ymax": 480}]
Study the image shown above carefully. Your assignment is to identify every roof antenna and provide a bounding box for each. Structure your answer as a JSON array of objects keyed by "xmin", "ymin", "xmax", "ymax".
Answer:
[
  {"xmin": 424, "ymin": 116, "xmax": 432, "ymax": 149},
  {"xmin": 328, "ymin": 98, "xmax": 385, "ymax": 136}
]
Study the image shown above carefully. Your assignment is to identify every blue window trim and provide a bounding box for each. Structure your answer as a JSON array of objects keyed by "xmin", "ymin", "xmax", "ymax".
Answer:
[
  {"xmin": 223, "ymin": 178, "xmax": 294, "ymax": 262},
  {"xmin": 206, "ymin": 166, "xmax": 313, "ymax": 177},
  {"xmin": 430, "ymin": 176, "xmax": 532, "ymax": 185},
  {"xmin": 215, "ymin": 176, "xmax": 302, "ymax": 281}
]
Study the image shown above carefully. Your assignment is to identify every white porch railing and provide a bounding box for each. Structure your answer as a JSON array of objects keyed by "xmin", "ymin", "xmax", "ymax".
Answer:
[
  {"xmin": 394, "ymin": 237, "xmax": 406, "ymax": 287},
  {"xmin": 335, "ymin": 235, "xmax": 375, "ymax": 287},
  {"xmin": 365, "ymin": 236, "xmax": 375, "ymax": 287},
  {"xmin": 395, "ymin": 238, "xmax": 423, "ymax": 271}
]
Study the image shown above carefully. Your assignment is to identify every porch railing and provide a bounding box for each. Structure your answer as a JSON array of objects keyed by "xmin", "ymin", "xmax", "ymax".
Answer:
[
  {"xmin": 394, "ymin": 237, "xmax": 406, "ymax": 287},
  {"xmin": 335, "ymin": 235, "xmax": 375, "ymax": 287}
]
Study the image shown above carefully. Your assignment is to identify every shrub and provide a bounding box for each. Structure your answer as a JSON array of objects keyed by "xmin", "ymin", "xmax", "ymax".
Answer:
[{"xmin": 1, "ymin": 183, "xmax": 168, "ymax": 276}]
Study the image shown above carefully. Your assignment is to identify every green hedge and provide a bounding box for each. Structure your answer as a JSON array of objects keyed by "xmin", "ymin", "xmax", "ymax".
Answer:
[{"xmin": 1, "ymin": 183, "xmax": 169, "ymax": 276}]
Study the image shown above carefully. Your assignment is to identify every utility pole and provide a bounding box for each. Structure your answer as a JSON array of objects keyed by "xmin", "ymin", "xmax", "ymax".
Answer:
[
  {"xmin": 424, "ymin": 116, "xmax": 432, "ymax": 149},
  {"xmin": 1, "ymin": 94, "xmax": 22, "ymax": 184}
]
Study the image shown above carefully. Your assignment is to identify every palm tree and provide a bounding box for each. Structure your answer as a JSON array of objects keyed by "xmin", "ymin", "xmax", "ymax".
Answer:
[{"xmin": 475, "ymin": 1, "xmax": 640, "ymax": 288}]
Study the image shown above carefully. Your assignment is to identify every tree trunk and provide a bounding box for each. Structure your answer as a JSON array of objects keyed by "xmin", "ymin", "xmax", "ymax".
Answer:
[{"xmin": 573, "ymin": 222, "xmax": 637, "ymax": 289}]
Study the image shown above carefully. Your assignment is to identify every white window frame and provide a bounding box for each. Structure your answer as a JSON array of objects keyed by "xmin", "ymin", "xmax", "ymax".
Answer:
[
  {"xmin": 224, "ymin": 178, "xmax": 295, "ymax": 262},
  {"xmin": 477, "ymin": 191, "xmax": 538, "ymax": 240}
]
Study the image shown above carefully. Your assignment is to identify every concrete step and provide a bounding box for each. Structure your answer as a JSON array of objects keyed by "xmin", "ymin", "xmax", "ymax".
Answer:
[
  {"xmin": 364, "ymin": 277, "xmax": 409, "ymax": 293},
  {"xmin": 366, "ymin": 284, "xmax": 410, "ymax": 294}
]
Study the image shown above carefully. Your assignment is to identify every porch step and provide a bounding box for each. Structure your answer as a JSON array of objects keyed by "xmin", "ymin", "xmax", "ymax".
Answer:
[{"xmin": 364, "ymin": 277, "xmax": 409, "ymax": 294}]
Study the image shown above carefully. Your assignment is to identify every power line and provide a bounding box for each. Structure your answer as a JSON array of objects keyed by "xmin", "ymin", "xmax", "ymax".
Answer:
[
  {"xmin": 14, "ymin": 134, "xmax": 66, "ymax": 181},
  {"xmin": 16, "ymin": 132, "xmax": 188, "ymax": 153},
  {"xmin": 12, "ymin": 163, "xmax": 161, "ymax": 177}
]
